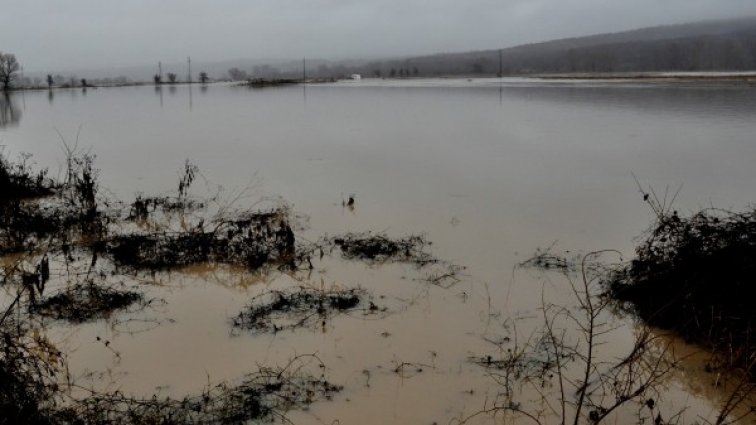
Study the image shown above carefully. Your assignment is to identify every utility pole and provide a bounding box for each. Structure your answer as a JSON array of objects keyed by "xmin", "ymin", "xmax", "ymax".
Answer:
[
  {"xmin": 302, "ymin": 57, "xmax": 306, "ymax": 83},
  {"xmin": 187, "ymin": 57, "xmax": 192, "ymax": 83},
  {"xmin": 158, "ymin": 61, "xmax": 163, "ymax": 81}
]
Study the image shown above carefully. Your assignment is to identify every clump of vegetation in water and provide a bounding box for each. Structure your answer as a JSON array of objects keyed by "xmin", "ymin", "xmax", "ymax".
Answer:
[
  {"xmin": 0, "ymin": 301, "xmax": 62, "ymax": 425},
  {"xmin": 232, "ymin": 286, "xmax": 383, "ymax": 333},
  {"xmin": 1, "ymin": 147, "xmax": 464, "ymax": 425},
  {"xmin": 329, "ymin": 232, "xmax": 436, "ymax": 265},
  {"xmin": 31, "ymin": 281, "xmax": 144, "ymax": 323},
  {"xmin": 518, "ymin": 244, "xmax": 578, "ymax": 272},
  {"xmin": 52, "ymin": 355, "xmax": 341, "ymax": 425},
  {"xmin": 464, "ymin": 252, "xmax": 682, "ymax": 425},
  {"xmin": 109, "ymin": 208, "xmax": 298, "ymax": 271},
  {"xmin": 240, "ymin": 78, "xmax": 300, "ymax": 88},
  {"xmin": 0, "ymin": 147, "xmax": 106, "ymax": 254},
  {"xmin": 609, "ymin": 203, "xmax": 756, "ymax": 377},
  {"xmin": 127, "ymin": 195, "xmax": 204, "ymax": 221},
  {"xmin": 127, "ymin": 160, "xmax": 204, "ymax": 221},
  {"xmin": 0, "ymin": 150, "xmax": 56, "ymax": 200}
]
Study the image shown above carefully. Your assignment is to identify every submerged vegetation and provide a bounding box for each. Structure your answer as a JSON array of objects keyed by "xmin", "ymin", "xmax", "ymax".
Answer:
[
  {"xmin": 232, "ymin": 286, "xmax": 383, "ymax": 334},
  {"xmin": 330, "ymin": 232, "xmax": 435, "ymax": 265},
  {"xmin": 31, "ymin": 282, "xmax": 145, "ymax": 323},
  {"xmin": 0, "ymin": 147, "xmax": 455, "ymax": 424},
  {"xmin": 53, "ymin": 355, "xmax": 341, "ymax": 425},
  {"xmin": 5, "ymin": 139, "xmax": 756, "ymax": 424},
  {"xmin": 109, "ymin": 208, "xmax": 297, "ymax": 271}
]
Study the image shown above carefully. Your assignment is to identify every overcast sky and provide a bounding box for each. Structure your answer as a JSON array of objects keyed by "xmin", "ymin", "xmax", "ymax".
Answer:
[{"xmin": 3, "ymin": 0, "xmax": 756, "ymax": 73}]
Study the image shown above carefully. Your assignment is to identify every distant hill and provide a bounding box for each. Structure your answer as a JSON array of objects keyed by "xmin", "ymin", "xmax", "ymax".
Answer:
[
  {"xmin": 24, "ymin": 17, "xmax": 756, "ymax": 83},
  {"xmin": 354, "ymin": 17, "xmax": 756, "ymax": 76}
]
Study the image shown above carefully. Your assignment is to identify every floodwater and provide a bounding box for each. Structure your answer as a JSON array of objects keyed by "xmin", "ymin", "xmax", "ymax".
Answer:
[{"xmin": 3, "ymin": 78, "xmax": 756, "ymax": 424}]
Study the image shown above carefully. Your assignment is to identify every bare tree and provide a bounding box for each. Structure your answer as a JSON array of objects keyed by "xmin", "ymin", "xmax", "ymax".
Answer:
[
  {"xmin": 46, "ymin": 74, "xmax": 54, "ymax": 89},
  {"xmin": 167, "ymin": 73, "xmax": 177, "ymax": 84},
  {"xmin": 460, "ymin": 252, "xmax": 681, "ymax": 425},
  {"xmin": 0, "ymin": 53, "xmax": 20, "ymax": 91},
  {"xmin": 199, "ymin": 72, "xmax": 209, "ymax": 84},
  {"xmin": 153, "ymin": 74, "xmax": 162, "ymax": 85}
]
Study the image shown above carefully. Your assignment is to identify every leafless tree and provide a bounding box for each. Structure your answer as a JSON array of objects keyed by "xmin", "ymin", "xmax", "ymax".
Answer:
[
  {"xmin": 0, "ymin": 52, "xmax": 20, "ymax": 91},
  {"xmin": 199, "ymin": 72, "xmax": 209, "ymax": 84},
  {"xmin": 167, "ymin": 73, "xmax": 177, "ymax": 84}
]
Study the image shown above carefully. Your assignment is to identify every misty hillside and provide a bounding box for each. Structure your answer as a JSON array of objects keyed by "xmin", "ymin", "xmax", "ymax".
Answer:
[
  {"xmin": 347, "ymin": 17, "xmax": 756, "ymax": 77},
  {"xmin": 28, "ymin": 17, "xmax": 756, "ymax": 82}
]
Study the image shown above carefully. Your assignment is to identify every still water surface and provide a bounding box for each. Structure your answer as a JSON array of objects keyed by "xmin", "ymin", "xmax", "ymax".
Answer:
[{"xmin": 2, "ymin": 79, "xmax": 756, "ymax": 424}]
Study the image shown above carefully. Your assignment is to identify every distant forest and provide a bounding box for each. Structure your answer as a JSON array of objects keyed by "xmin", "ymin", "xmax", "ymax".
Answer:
[{"xmin": 264, "ymin": 17, "xmax": 756, "ymax": 79}]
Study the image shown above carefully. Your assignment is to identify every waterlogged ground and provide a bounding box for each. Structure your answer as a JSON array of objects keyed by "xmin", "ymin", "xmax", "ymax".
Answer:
[{"xmin": 3, "ymin": 78, "xmax": 756, "ymax": 424}]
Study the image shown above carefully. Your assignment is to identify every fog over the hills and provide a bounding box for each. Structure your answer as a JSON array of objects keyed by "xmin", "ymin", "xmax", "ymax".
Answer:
[{"xmin": 3, "ymin": 0, "xmax": 756, "ymax": 73}]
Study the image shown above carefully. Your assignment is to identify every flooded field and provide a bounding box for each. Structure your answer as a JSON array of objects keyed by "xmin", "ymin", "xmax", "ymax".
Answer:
[{"xmin": 3, "ymin": 78, "xmax": 756, "ymax": 424}]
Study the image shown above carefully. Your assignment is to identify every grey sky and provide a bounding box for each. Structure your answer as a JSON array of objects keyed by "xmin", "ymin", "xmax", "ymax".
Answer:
[{"xmin": 3, "ymin": 0, "xmax": 756, "ymax": 73}]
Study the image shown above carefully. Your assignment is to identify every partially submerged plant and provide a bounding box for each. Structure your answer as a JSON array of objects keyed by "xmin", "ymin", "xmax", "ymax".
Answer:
[
  {"xmin": 1, "ymin": 295, "xmax": 64, "ymax": 425},
  {"xmin": 32, "ymin": 281, "xmax": 145, "ymax": 323},
  {"xmin": 232, "ymin": 286, "xmax": 382, "ymax": 333},
  {"xmin": 609, "ymin": 184, "xmax": 756, "ymax": 380},
  {"xmin": 109, "ymin": 208, "xmax": 298, "ymax": 271},
  {"xmin": 0, "ymin": 150, "xmax": 55, "ymax": 200},
  {"xmin": 462, "ymin": 252, "xmax": 679, "ymax": 425},
  {"xmin": 53, "ymin": 355, "xmax": 341, "ymax": 425},
  {"xmin": 329, "ymin": 232, "xmax": 436, "ymax": 265}
]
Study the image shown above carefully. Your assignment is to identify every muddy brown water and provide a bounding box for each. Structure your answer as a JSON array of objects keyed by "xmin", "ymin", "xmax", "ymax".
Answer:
[{"xmin": 3, "ymin": 78, "xmax": 756, "ymax": 424}]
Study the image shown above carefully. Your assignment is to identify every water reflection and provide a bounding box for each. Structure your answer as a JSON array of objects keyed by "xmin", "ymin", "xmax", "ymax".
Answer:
[
  {"xmin": 154, "ymin": 85, "xmax": 163, "ymax": 107},
  {"xmin": 47, "ymin": 89, "xmax": 54, "ymax": 105},
  {"xmin": 496, "ymin": 84, "xmax": 756, "ymax": 119},
  {"xmin": 0, "ymin": 92, "xmax": 22, "ymax": 128}
]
